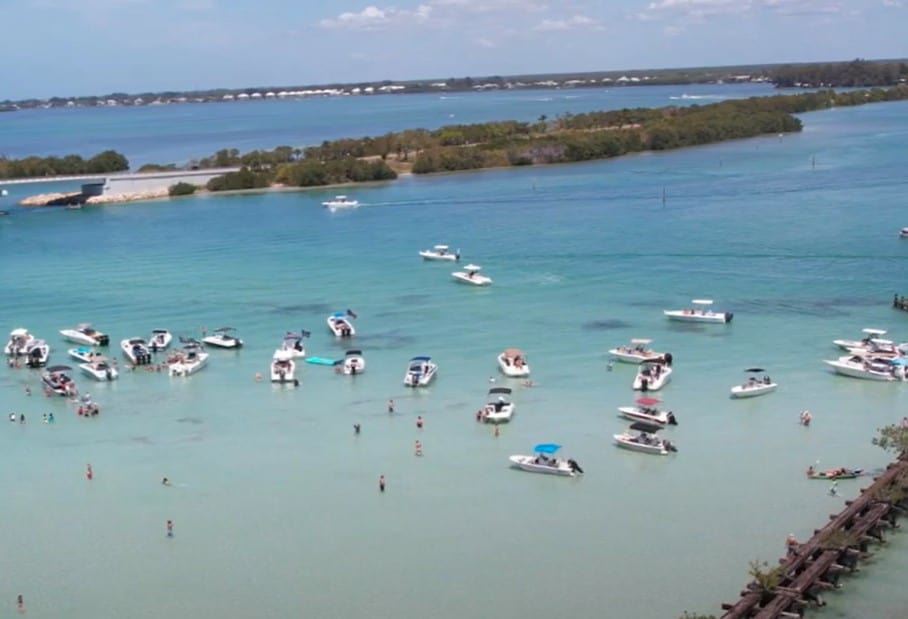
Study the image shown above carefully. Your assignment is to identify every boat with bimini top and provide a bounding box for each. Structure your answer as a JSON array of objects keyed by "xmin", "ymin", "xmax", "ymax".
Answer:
[
  {"xmin": 617, "ymin": 397, "xmax": 678, "ymax": 426},
  {"xmin": 419, "ymin": 244, "xmax": 460, "ymax": 261},
  {"xmin": 327, "ymin": 312, "xmax": 356, "ymax": 337},
  {"xmin": 613, "ymin": 421, "xmax": 678, "ymax": 455},
  {"xmin": 509, "ymin": 443, "xmax": 583, "ymax": 477},
  {"xmin": 342, "ymin": 349, "xmax": 365, "ymax": 375},
  {"xmin": 148, "ymin": 329, "xmax": 172, "ymax": 351},
  {"xmin": 42, "ymin": 365, "xmax": 78, "ymax": 396},
  {"xmin": 608, "ymin": 338, "xmax": 667, "ymax": 365},
  {"xmin": 480, "ymin": 387, "xmax": 515, "ymax": 423},
  {"xmin": 403, "ymin": 356, "xmax": 437, "ymax": 387},
  {"xmin": 664, "ymin": 299, "xmax": 733, "ymax": 324},
  {"xmin": 452, "ymin": 264, "xmax": 492, "ymax": 286}
]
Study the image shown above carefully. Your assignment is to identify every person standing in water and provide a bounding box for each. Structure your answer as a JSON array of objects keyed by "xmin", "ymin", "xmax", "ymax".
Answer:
[
  {"xmin": 166, "ymin": 520, "xmax": 174, "ymax": 538},
  {"xmin": 416, "ymin": 416, "xmax": 424, "ymax": 429},
  {"xmin": 387, "ymin": 399, "xmax": 395, "ymax": 414},
  {"xmin": 415, "ymin": 440, "xmax": 423, "ymax": 456},
  {"xmin": 353, "ymin": 423, "xmax": 361, "ymax": 435},
  {"xmin": 86, "ymin": 464, "xmax": 93, "ymax": 480},
  {"xmin": 379, "ymin": 475, "xmax": 386, "ymax": 492}
]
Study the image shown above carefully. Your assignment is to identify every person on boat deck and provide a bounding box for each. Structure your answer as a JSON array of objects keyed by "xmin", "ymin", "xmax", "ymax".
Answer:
[
  {"xmin": 763, "ymin": 375, "xmax": 771, "ymax": 384},
  {"xmin": 806, "ymin": 465, "xmax": 815, "ymax": 476}
]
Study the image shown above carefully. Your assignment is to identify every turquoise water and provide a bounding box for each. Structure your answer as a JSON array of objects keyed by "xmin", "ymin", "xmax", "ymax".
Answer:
[{"xmin": 2, "ymin": 91, "xmax": 908, "ymax": 618}]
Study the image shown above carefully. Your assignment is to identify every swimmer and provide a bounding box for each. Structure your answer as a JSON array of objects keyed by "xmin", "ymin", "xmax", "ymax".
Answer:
[
  {"xmin": 387, "ymin": 399, "xmax": 395, "ymax": 414},
  {"xmin": 254, "ymin": 372, "xmax": 263, "ymax": 382},
  {"xmin": 379, "ymin": 475, "xmax": 386, "ymax": 493},
  {"xmin": 86, "ymin": 463, "xmax": 93, "ymax": 480},
  {"xmin": 494, "ymin": 425, "xmax": 500, "ymax": 437},
  {"xmin": 162, "ymin": 477, "xmax": 172, "ymax": 486},
  {"xmin": 24, "ymin": 386, "xmax": 31, "ymax": 396},
  {"xmin": 523, "ymin": 380, "xmax": 536, "ymax": 388},
  {"xmin": 166, "ymin": 519, "xmax": 174, "ymax": 538},
  {"xmin": 415, "ymin": 440, "xmax": 422, "ymax": 456},
  {"xmin": 416, "ymin": 416, "xmax": 424, "ymax": 429}
]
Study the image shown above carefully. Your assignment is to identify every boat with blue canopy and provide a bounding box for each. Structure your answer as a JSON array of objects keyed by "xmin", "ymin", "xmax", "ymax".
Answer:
[
  {"xmin": 404, "ymin": 356, "xmax": 437, "ymax": 387},
  {"xmin": 509, "ymin": 443, "xmax": 583, "ymax": 476}
]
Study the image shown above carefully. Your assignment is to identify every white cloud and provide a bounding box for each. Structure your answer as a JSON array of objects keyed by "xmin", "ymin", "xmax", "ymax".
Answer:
[
  {"xmin": 320, "ymin": 0, "xmax": 547, "ymax": 30},
  {"xmin": 635, "ymin": 0, "xmax": 844, "ymax": 20},
  {"xmin": 533, "ymin": 14, "xmax": 600, "ymax": 31},
  {"xmin": 320, "ymin": 5, "xmax": 432, "ymax": 30}
]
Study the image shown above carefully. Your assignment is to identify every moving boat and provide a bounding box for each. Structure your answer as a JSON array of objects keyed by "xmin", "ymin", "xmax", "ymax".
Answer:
[
  {"xmin": 419, "ymin": 244, "xmax": 460, "ymax": 261},
  {"xmin": 730, "ymin": 368, "xmax": 778, "ymax": 398},
  {"xmin": 403, "ymin": 356, "xmax": 437, "ymax": 387},
  {"xmin": 202, "ymin": 327, "xmax": 244, "ymax": 349},
  {"xmin": 613, "ymin": 421, "xmax": 678, "ymax": 456},
  {"xmin": 664, "ymin": 299, "xmax": 733, "ymax": 324},
  {"xmin": 452, "ymin": 264, "xmax": 492, "ymax": 286},
  {"xmin": 23, "ymin": 339, "xmax": 50, "ymax": 368},
  {"xmin": 60, "ymin": 323, "xmax": 109, "ymax": 346},
  {"xmin": 900, "ymin": 228, "xmax": 908, "ymax": 238},
  {"xmin": 167, "ymin": 340, "xmax": 210, "ymax": 376},
  {"xmin": 608, "ymin": 338, "xmax": 668, "ymax": 365},
  {"xmin": 617, "ymin": 397, "xmax": 678, "ymax": 426},
  {"xmin": 509, "ymin": 443, "xmax": 583, "ymax": 477},
  {"xmin": 481, "ymin": 387, "xmax": 515, "ymax": 423},
  {"xmin": 276, "ymin": 331, "xmax": 308, "ymax": 358},
  {"xmin": 270, "ymin": 351, "xmax": 297, "ymax": 384},
  {"xmin": 633, "ymin": 360, "xmax": 672, "ymax": 391},
  {"xmin": 42, "ymin": 365, "xmax": 78, "ymax": 396},
  {"xmin": 497, "ymin": 348, "xmax": 530, "ymax": 377},
  {"xmin": 4, "ymin": 328, "xmax": 34, "ymax": 356},
  {"xmin": 322, "ymin": 195, "xmax": 359, "ymax": 210},
  {"xmin": 80, "ymin": 355, "xmax": 119, "ymax": 381},
  {"xmin": 121, "ymin": 338, "xmax": 154, "ymax": 365},
  {"xmin": 148, "ymin": 329, "xmax": 172, "ymax": 352},
  {"xmin": 824, "ymin": 354, "xmax": 905, "ymax": 381},
  {"xmin": 327, "ymin": 312, "xmax": 356, "ymax": 337},
  {"xmin": 68, "ymin": 347, "xmax": 99, "ymax": 363},
  {"xmin": 342, "ymin": 349, "xmax": 365, "ymax": 375},
  {"xmin": 806, "ymin": 466, "xmax": 864, "ymax": 480}
]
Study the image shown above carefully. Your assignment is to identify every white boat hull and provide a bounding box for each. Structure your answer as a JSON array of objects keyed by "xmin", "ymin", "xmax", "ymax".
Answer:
[
  {"xmin": 824, "ymin": 360, "xmax": 897, "ymax": 381},
  {"xmin": 452, "ymin": 272, "xmax": 492, "ymax": 286},
  {"xmin": 663, "ymin": 310, "xmax": 732, "ymax": 323},
  {"xmin": 68, "ymin": 347, "xmax": 97, "ymax": 363},
  {"xmin": 613, "ymin": 434, "xmax": 674, "ymax": 455},
  {"xmin": 168, "ymin": 350, "xmax": 210, "ymax": 376},
  {"xmin": 497, "ymin": 354, "xmax": 530, "ymax": 377},
  {"xmin": 22, "ymin": 342, "xmax": 50, "ymax": 368},
  {"xmin": 149, "ymin": 330, "xmax": 172, "ymax": 351},
  {"xmin": 343, "ymin": 355, "xmax": 366, "ymax": 375},
  {"xmin": 60, "ymin": 328, "xmax": 109, "ymax": 347},
  {"xmin": 482, "ymin": 403, "xmax": 515, "ymax": 423},
  {"xmin": 121, "ymin": 339, "xmax": 154, "ymax": 365},
  {"xmin": 4, "ymin": 330, "xmax": 34, "ymax": 356},
  {"xmin": 730, "ymin": 382, "xmax": 778, "ymax": 398},
  {"xmin": 608, "ymin": 348, "xmax": 665, "ymax": 364},
  {"xmin": 633, "ymin": 366, "xmax": 672, "ymax": 391},
  {"xmin": 404, "ymin": 364, "xmax": 437, "ymax": 387},
  {"xmin": 420, "ymin": 250, "xmax": 458, "ymax": 261},
  {"xmin": 508, "ymin": 455, "xmax": 578, "ymax": 476},
  {"xmin": 202, "ymin": 335, "xmax": 243, "ymax": 349},
  {"xmin": 42, "ymin": 373, "xmax": 78, "ymax": 397},
  {"xmin": 80, "ymin": 362, "xmax": 119, "ymax": 381},
  {"xmin": 327, "ymin": 316, "xmax": 355, "ymax": 337},
  {"xmin": 617, "ymin": 406, "xmax": 673, "ymax": 426},
  {"xmin": 270, "ymin": 359, "xmax": 296, "ymax": 383}
]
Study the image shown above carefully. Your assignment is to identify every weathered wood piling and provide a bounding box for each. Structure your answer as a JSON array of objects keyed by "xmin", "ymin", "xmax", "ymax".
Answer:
[{"xmin": 719, "ymin": 460, "xmax": 908, "ymax": 618}]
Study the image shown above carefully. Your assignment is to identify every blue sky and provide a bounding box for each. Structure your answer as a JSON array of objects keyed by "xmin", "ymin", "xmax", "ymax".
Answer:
[{"xmin": 1, "ymin": 0, "xmax": 905, "ymax": 99}]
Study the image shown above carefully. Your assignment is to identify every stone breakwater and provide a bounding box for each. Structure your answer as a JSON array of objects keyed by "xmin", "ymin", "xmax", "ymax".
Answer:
[{"xmin": 20, "ymin": 188, "xmax": 172, "ymax": 207}]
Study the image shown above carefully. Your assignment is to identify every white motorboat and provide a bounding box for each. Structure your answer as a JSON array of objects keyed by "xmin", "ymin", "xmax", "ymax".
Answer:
[
  {"xmin": 41, "ymin": 365, "xmax": 78, "ymax": 396},
  {"xmin": 452, "ymin": 264, "xmax": 492, "ymax": 286},
  {"xmin": 60, "ymin": 323, "xmax": 109, "ymax": 346},
  {"xmin": 850, "ymin": 338, "xmax": 902, "ymax": 358},
  {"xmin": 202, "ymin": 327, "xmax": 244, "ymax": 349},
  {"xmin": 342, "ymin": 349, "xmax": 366, "ymax": 375},
  {"xmin": 613, "ymin": 421, "xmax": 678, "ymax": 456},
  {"xmin": 664, "ymin": 299, "xmax": 733, "ymax": 324},
  {"xmin": 497, "ymin": 348, "xmax": 530, "ymax": 377},
  {"xmin": 509, "ymin": 444, "xmax": 583, "ymax": 477},
  {"xmin": 900, "ymin": 227, "xmax": 908, "ymax": 238},
  {"xmin": 322, "ymin": 195, "xmax": 359, "ymax": 210},
  {"xmin": 419, "ymin": 244, "xmax": 460, "ymax": 261},
  {"xmin": 327, "ymin": 312, "xmax": 356, "ymax": 337},
  {"xmin": 121, "ymin": 338, "xmax": 154, "ymax": 365},
  {"xmin": 608, "ymin": 338, "xmax": 668, "ymax": 365},
  {"xmin": 23, "ymin": 339, "xmax": 50, "ymax": 368},
  {"xmin": 79, "ymin": 356, "xmax": 119, "ymax": 381},
  {"xmin": 270, "ymin": 351, "xmax": 297, "ymax": 384},
  {"xmin": 633, "ymin": 361, "xmax": 673, "ymax": 391},
  {"xmin": 481, "ymin": 387, "xmax": 515, "ymax": 423},
  {"xmin": 833, "ymin": 328, "xmax": 888, "ymax": 351},
  {"xmin": 167, "ymin": 340, "xmax": 210, "ymax": 376},
  {"xmin": 4, "ymin": 328, "xmax": 34, "ymax": 356},
  {"xmin": 730, "ymin": 368, "xmax": 778, "ymax": 398},
  {"xmin": 148, "ymin": 329, "xmax": 172, "ymax": 352},
  {"xmin": 68, "ymin": 346, "xmax": 99, "ymax": 363},
  {"xmin": 824, "ymin": 354, "xmax": 904, "ymax": 382},
  {"xmin": 403, "ymin": 356, "xmax": 437, "ymax": 387},
  {"xmin": 617, "ymin": 397, "xmax": 678, "ymax": 426},
  {"xmin": 276, "ymin": 332, "xmax": 307, "ymax": 358}
]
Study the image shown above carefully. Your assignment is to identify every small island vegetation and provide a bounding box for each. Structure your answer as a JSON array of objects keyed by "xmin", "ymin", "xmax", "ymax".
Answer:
[
  {"xmin": 0, "ymin": 150, "xmax": 128, "ymax": 179},
  {"xmin": 770, "ymin": 59, "xmax": 908, "ymax": 88},
  {"xmin": 168, "ymin": 182, "xmax": 197, "ymax": 197}
]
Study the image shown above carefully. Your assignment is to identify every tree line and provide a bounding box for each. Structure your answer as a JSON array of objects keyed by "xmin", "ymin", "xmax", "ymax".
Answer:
[
  {"xmin": 770, "ymin": 59, "xmax": 908, "ymax": 88},
  {"xmin": 0, "ymin": 150, "xmax": 128, "ymax": 179}
]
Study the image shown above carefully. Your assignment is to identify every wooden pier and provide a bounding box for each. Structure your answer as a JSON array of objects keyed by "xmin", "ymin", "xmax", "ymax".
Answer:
[
  {"xmin": 894, "ymin": 294, "xmax": 908, "ymax": 312},
  {"xmin": 719, "ymin": 460, "xmax": 908, "ymax": 618}
]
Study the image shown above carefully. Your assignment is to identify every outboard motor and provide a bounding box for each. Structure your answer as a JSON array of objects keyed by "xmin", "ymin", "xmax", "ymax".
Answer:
[
  {"xmin": 667, "ymin": 411, "xmax": 678, "ymax": 426},
  {"xmin": 662, "ymin": 352, "xmax": 673, "ymax": 367},
  {"xmin": 665, "ymin": 440, "xmax": 678, "ymax": 453},
  {"xmin": 568, "ymin": 459, "xmax": 584, "ymax": 474},
  {"xmin": 725, "ymin": 312, "xmax": 734, "ymax": 323}
]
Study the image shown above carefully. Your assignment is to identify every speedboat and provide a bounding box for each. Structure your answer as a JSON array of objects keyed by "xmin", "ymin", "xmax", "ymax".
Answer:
[
  {"xmin": 202, "ymin": 327, "xmax": 244, "ymax": 349},
  {"xmin": 148, "ymin": 329, "xmax": 172, "ymax": 352},
  {"xmin": 80, "ymin": 356, "xmax": 119, "ymax": 381},
  {"xmin": 833, "ymin": 328, "xmax": 888, "ymax": 351},
  {"xmin": 664, "ymin": 299, "xmax": 732, "ymax": 324},
  {"xmin": 608, "ymin": 338, "xmax": 668, "ymax": 365},
  {"xmin": 342, "ymin": 349, "xmax": 365, "ymax": 375},
  {"xmin": 419, "ymin": 244, "xmax": 460, "ymax": 261},
  {"xmin": 730, "ymin": 368, "xmax": 777, "ymax": 398},
  {"xmin": 824, "ymin": 354, "xmax": 904, "ymax": 381},
  {"xmin": 452, "ymin": 264, "xmax": 492, "ymax": 286},
  {"xmin": 270, "ymin": 351, "xmax": 297, "ymax": 384},
  {"xmin": 322, "ymin": 195, "xmax": 359, "ymax": 210},
  {"xmin": 497, "ymin": 348, "xmax": 530, "ymax": 377},
  {"xmin": 276, "ymin": 332, "xmax": 307, "ymax": 358},
  {"xmin": 23, "ymin": 339, "xmax": 50, "ymax": 368},
  {"xmin": 617, "ymin": 397, "xmax": 678, "ymax": 426},
  {"xmin": 613, "ymin": 421, "xmax": 678, "ymax": 455},
  {"xmin": 60, "ymin": 323, "xmax": 109, "ymax": 346},
  {"xmin": 121, "ymin": 338, "xmax": 154, "ymax": 365},
  {"xmin": 848, "ymin": 338, "xmax": 902, "ymax": 359},
  {"xmin": 633, "ymin": 360, "xmax": 672, "ymax": 391},
  {"xmin": 900, "ymin": 228, "xmax": 908, "ymax": 238},
  {"xmin": 167, "ymin": 340, "xmax": 210, "ymax": 376},
  {"xmin": 68, "ymin": 346, "xmax": 98, "ymax": 363},
  {"xmin": 403, "ymin": 356, "xmax": 437, "ymax": 387},
  {"xmin": 481, "ymin": 387, "xmax": 515, "ymax": 423},
  {"xmin": 41, "ymin": 365, "xmax": 78, "ymax": 396},
  {"xmin": 509, "ymin": 443, "xmax": 583, "ymax": 477},
  {"xmin": 4, "ymin": 328, "xmax": 34, "ymax": 356},
  {"xmin": 327, "ymin": 312, "xmax": 356, "ymax": 337},
  {"xmin": 806, "ymin": 466, "xmax": 864, "ymax": 480}
]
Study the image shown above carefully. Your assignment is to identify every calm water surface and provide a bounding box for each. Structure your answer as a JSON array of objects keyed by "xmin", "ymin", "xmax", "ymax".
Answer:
[{"xmin": 1, "ymin": 91, "xmax": 908, "ymax": 619}]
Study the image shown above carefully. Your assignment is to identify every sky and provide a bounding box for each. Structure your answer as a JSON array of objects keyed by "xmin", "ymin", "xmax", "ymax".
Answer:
[{"xmin": 0, "ymin": 0, "xmax": 905, "ymax": 100}]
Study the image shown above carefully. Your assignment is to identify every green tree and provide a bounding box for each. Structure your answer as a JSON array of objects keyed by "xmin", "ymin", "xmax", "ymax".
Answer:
[{"xmin": 872, "ymin": 424, "xmax": 908, "ymax": 458}]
